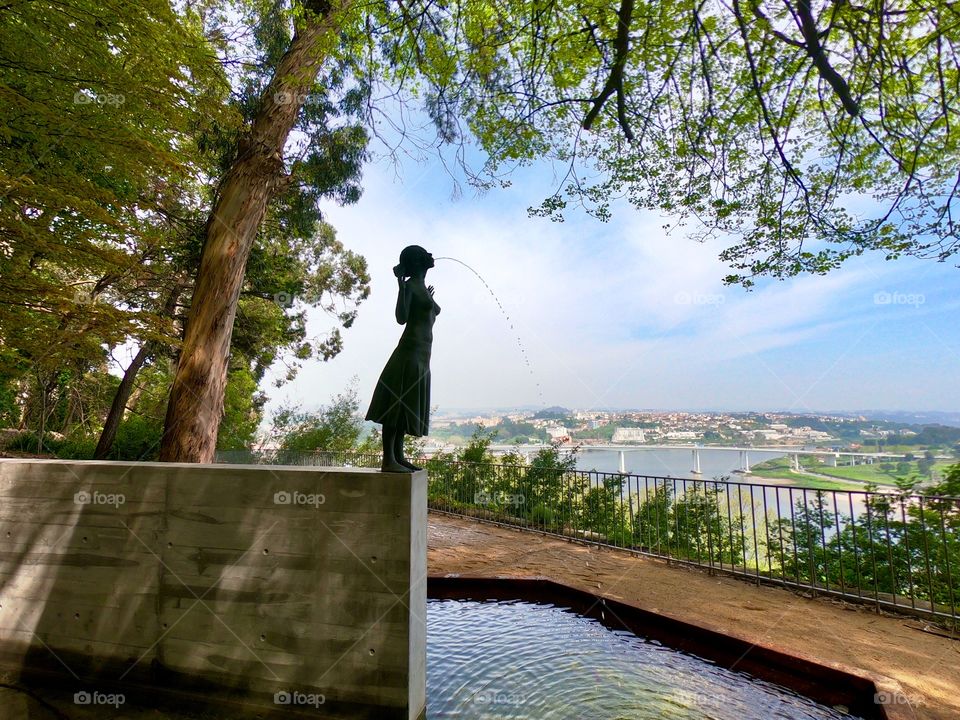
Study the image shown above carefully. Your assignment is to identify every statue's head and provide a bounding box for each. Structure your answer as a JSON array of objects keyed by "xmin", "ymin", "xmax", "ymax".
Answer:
[{"xmin": 394, "ymin": 245, "xmax": 434, "ymax": 278}]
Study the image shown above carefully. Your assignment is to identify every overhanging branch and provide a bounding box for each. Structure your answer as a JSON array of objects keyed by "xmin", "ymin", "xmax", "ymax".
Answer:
[
  {"xmin": 582, "ymin": 0, "xmax": 635, "ymax": 139},
  {"xmin": 794, "ymin": 0, "xmax": 860, "ymax": 117}
]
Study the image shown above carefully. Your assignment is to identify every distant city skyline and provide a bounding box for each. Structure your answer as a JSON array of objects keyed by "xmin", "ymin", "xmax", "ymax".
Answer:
[
  {"xmin": 264, "ymin": 151, "xmax": 960, "ymax": 418},
  {"xmin": 430, "ymin": 405, "xmax": 960, "ymax": 417},
  {"xmin": 428, "ymin": 407, "xmax": 960, "ymax": 431}
]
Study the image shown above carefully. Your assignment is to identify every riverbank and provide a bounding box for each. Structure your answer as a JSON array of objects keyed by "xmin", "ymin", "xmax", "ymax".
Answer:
[
  {"xmin": 750, "ymin": 456, "xmax": 955, "ymax": 490},
  {"xmin": 741, "ymin": 466, "xmax": 865, "ymax": 491},
  {"xmin": 575, "ymin": 447, "xmax": 863, "ymax": 490}
]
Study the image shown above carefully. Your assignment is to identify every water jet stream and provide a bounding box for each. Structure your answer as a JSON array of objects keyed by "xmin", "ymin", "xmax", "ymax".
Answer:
[{"xmin": 435, "ymin": 257, "xmax": 544, "ymax": 404}]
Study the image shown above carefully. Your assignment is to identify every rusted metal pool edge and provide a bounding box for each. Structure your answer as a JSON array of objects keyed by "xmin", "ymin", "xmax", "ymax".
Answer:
[{"xmin": 428, "ymin": 574, "xmax": 916, "ymax": 720}]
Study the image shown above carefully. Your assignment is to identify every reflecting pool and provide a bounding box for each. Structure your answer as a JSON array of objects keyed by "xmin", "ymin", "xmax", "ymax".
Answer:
[{"xmin": 427, "ymin": 599, "xmax": 861, "ymax": 720}]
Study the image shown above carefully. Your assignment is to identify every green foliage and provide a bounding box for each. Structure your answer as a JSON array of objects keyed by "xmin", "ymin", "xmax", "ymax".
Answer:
[
  {"xmin": 571, "ymin": 424, "xmax": 618, "ymax": 442},
  {"xmin": 40, "ymin": 413, "xmax": 166, "ymax": 461},
  {"xmin": 459, "ymin": 425, "xmax": 498, "ymax": 465},
  {"xmin": 889, "ymin": 426, "xmax": 960, "ymax": 447},
  {"xmin": 0, "ymin": 378, "xmax": 18, "ymax": 426},
  {"xmin": 532, "ymin": 407, "xmax": 571, "ymax": 420},
  {"xmin": 0, "ymin": 2, "xmax": 373, "ymax": 459},
  {"xmin": 492, "ymin": 417, "xmax": 549, "ymax": 444},
  {"xmin": 516, "ymin": 443, "xmax": 581, "ymax": 521},
  {"xmin": 426, "ymin": 447, "xmax": 749, "ymax": 556},
  {"xmin": 929, "ymin": 463, "xmax": 960, "ymax": 497},
  {"xmin": 275, "ymin": 386, "xmax": 369, "ymax": 453},
  {"xmin": 0, "ymin": 0, "xmax": 234, "ymax": 387},
  {"xmin": 218, "ymin": 366, "xmax": 265, "ymax": 451},
  {"xmin": 349, "ymin": 0, "xmax": 960, "ymax": 283},
  {"xmin": 5, "ymin": 431, "xmax": 47, "ymax": 454},
  {"xmin": 425, "ymin": 426, "xmax": 499, "ymax": 510},
  {"xmin": 633, "ymin": 483, "xmax": 673, "ymax": 552},
  {"xmin": 425, "ymin": 433, "xmax": 583, "ymax": 527},
  {"xmin": 35, "ymin": 363, "xmax": 172, "ymax": 461},
  {"xmin": 672, "ymin": 484, "xmax": 746, "ymax": 564},
  {"xmin": 581, "ymin": 476, "xmax": 631, "ymax": 545},
  {"xmin": 109, "ymin": 416, "xmax": 162, "ymax": 461}
]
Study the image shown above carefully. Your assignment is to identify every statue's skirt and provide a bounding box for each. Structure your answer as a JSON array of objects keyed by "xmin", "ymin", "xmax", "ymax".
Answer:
[{"xmin": 365, "ymin": 338, "xmax": 431, "ymax": 437}]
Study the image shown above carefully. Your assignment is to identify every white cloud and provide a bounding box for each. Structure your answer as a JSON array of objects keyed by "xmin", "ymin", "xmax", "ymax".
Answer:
[{"xmin": 263, "ymin": 161, "xmax": 959, "ymax": 414}]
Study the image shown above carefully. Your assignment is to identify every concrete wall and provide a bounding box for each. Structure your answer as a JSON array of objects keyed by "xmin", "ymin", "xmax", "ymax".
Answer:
[{"xmin": 0, "ymin": 459, "xmax": 426, "ymax": 719}]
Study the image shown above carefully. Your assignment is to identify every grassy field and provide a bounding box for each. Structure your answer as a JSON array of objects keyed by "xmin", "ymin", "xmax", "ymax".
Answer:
[
  {"xmin": 807, "ymin": 459, "xmax": 953, "ymax": 485},
  {"xmin": 751, "ymin": 455, "xmax": 956, "ymax": 489},
  {"xmin": 854, "ymin": 443, "xmax": 950, "ymax": 454},
  {"xmin": 747, "ymin": 459, "xmax": 863, "ymax": 490}
]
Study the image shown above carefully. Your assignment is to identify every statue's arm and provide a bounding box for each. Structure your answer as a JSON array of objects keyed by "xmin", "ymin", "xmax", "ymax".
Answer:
[
  {"xmin": 395, "ymin": 279, "xmax": 410, "ymax": 324},
  {"xmin": 428, "ymin": 285, "xmax": 440, "ymax": 315}
]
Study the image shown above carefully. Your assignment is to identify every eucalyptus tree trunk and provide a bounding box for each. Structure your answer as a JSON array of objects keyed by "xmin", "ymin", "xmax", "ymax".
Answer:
[
  {"xmin": 95, "ymin": 283, "xmax": 184, "ymax": 459},
  {"xmin": 160, "ymin": 2, "xmax": 349, "ymax": 463},
  {"xmin": 94, "ymin": 344, "xmax": 150, "ymax": 459}
]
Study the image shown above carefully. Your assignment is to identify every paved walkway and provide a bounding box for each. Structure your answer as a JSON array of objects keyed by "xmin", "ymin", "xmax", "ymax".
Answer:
[{"xmin": 428, "ymin": 513, "xmax": 960, "ymax": 720}]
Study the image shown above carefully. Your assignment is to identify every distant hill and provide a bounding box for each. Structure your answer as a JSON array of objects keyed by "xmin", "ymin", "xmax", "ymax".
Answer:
[
  {"xmin": 533, "ymin": 406, "xmax": 570, "ymax": 420},
  {"xmin": 846, "ymin": 411, "xmax": 960, "ymax": 429}
]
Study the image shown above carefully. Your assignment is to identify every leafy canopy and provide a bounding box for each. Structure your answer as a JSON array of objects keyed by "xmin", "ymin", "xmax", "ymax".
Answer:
[{"xmin": 342, "ymin": 0, "xmax": 960, "ymax": 284}]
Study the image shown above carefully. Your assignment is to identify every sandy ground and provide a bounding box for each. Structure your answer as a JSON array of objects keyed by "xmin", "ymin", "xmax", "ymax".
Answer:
[{"xmin": 427, "ymin": 513, "xmax": 960, "ymax": 720}]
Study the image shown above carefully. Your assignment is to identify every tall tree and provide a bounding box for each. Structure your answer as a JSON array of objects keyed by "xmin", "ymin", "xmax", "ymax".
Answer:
[
  {"xmin": 159, "ymin": 0, "xmax": 364, "ymax": 461},
  {"xmin": 92, "ymin": 213, "xmax": 369, "ymax": 459},
  {"xmin": 0, "ymin": 0, "xmax": 233, "ymax": 448},
  {"xmin": 1, "ymin": 0, "xmax": 368, "ymax": 460}
]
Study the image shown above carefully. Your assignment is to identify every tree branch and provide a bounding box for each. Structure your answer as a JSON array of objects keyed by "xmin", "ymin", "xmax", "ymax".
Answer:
[
  {"xmin": 793, "ymin": 0, "xmax": 860, "ymax": 116},
  {"xmin": 582, "ymin": 0, "xmax": 635, "ymax": 139}
]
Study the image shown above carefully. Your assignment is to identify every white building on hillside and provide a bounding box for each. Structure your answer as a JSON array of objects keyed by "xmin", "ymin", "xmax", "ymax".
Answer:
[
  {"xmin": 545, "ymin": 426, "xmax": 570, "ymax": 441},
  {"xmin": 612, "ymin": 427, "xmax": 646, "ymax": 443}
]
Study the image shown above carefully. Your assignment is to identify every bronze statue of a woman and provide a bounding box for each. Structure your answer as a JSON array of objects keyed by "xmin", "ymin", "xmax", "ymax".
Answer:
[{"xmin": 366, "ymin": 245, "xmax": 440, "ymax": 472}]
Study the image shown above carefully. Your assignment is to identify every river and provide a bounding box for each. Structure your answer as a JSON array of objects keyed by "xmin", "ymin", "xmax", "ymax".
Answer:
[{"xmin": 571, "ymin": 447, "xmax": 789, "ymax": 480}]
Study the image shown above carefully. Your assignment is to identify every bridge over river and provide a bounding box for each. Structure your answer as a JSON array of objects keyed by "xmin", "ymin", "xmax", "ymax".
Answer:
[{"xmin": 480, "ymin": 443, "xmax": 947, "ymax": 476}]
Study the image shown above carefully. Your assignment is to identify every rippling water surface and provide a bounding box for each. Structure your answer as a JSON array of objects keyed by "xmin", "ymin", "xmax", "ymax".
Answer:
[{"xmin": 427, "ymin": 599, "xmax": 862, "ymax": 720}]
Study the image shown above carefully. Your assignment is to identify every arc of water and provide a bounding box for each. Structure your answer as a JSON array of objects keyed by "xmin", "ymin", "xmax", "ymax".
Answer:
[{"xmin": 434, "ymin": 257, "xmax": 543, "ymax": 403}]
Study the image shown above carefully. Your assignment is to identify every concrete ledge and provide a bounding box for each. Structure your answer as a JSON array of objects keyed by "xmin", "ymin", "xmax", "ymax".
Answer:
[{"xmin": 0, "ymin": 459, "xmax": 427, "ymax": 720}]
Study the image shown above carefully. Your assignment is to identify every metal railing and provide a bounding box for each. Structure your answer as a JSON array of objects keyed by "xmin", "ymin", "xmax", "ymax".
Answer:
[{"xmin": 216, "ymin": 449, "xmax": 960, "ymax": 626}]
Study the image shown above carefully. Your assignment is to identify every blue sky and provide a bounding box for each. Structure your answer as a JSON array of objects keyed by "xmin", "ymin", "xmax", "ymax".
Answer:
[{"xmin": 265, "ymin": 149, "xmax": 960, "ymax": 415}]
